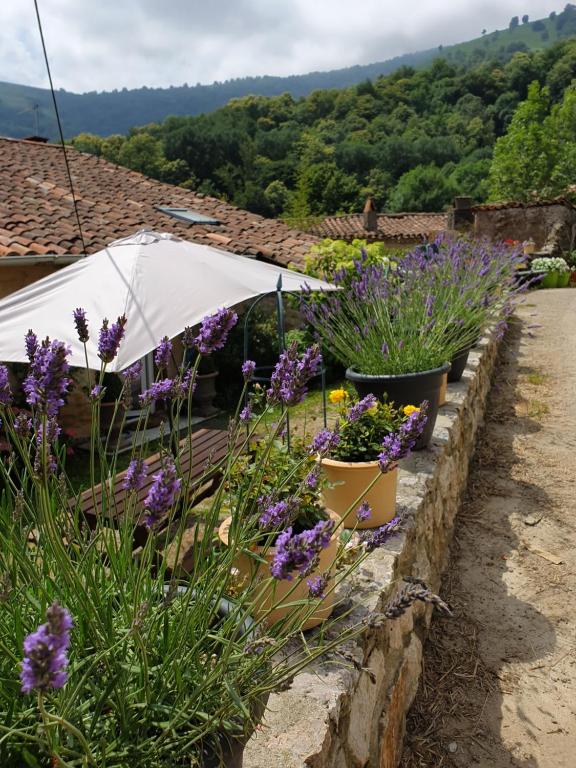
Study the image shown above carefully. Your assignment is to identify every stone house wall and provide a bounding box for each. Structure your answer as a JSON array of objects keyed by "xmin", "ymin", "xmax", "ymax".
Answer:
[
  {"xmin": 472, "ymin": 204, "xmax": 576, "ymax": 253},
  {"xmin": 244, "ymin": 328, "xmax": 501, "ymax": 768}
]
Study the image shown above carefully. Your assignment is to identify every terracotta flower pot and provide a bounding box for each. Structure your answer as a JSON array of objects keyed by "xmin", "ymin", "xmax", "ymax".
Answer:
[
  {"xmin": 218, "ymin": 511, "xmax": 340, "ymax": 630},
  {"xmin": 438, "ymin": 372, "xmax": 448, "ymax": 407},
  {"xmin": 319, "ymin": 458, "xmax": 397, "ymax": 529}
]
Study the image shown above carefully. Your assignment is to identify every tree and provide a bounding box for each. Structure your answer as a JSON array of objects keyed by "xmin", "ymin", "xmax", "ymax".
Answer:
[
  {"xmin": 388, "ymin": 165, "xmax": 456, "ymax": 212},
  {"xmin": 522, "ymin": 14, "xmax": 529, "ymax": 24},
  {"xmin": 509, "ymin": 16, "xmax": 519, "ymax": 29},
  {"xmin": 488, "ymin": 82, "xmax": 553, "ymax": 201}
]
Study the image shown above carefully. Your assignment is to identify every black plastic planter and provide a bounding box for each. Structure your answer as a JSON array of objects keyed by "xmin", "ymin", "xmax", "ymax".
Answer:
[
  {"xmin": 345, "ymin": 363, "xmax": 450, "ymax": 448},
  {"xmin": 448, "ymin": 347, "xmax": 471, "ymax": 383}
]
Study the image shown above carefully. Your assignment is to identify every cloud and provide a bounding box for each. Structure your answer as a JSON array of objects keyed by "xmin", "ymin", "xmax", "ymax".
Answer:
[{"xmin": 0, "ymin": 0, "xmax": 563, "ymax": 94}]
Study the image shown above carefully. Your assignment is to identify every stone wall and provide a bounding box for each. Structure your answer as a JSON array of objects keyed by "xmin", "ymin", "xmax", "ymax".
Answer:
[
  {"xmin": 244, "ymin": 329, "xmax": 500, "ymax": 768},
  {"xmin": 472, "ymin": 204, "xmax": 576, "ymax": 254}
]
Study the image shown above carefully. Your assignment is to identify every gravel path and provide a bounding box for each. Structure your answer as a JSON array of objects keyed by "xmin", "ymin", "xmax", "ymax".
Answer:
[{"xmin": 401, "ymin": 289, "xmax": 576, "ymax": 768}]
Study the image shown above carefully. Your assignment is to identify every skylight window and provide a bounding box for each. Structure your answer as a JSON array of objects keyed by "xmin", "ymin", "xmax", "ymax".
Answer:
[{"xmin": 156, "ymin": 206, "xmax": 220, "ymax": 225}]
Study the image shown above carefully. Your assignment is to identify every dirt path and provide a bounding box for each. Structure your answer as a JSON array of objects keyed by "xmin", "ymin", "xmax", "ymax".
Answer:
[{"xmin": 401, "ymin": 289, "xmax": 576, "ymax": 768}]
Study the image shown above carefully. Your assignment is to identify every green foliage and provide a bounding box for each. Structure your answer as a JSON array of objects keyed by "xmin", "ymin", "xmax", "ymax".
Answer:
[
  {"xmin": 388, "ymin": 165, "xmax": 457, "ymax": 212},
  {"xmin": 303, "ymin": 238, "xmax": 401, "ymax": 281},
  {"xmin": 488, "ymin": 80, "xmax": 576, "ymax": 200}
]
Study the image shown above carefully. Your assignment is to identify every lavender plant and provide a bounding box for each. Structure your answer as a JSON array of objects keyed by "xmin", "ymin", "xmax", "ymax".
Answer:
[
  {"xmin": 0, "ymin": 306, "xmax": 436, "ymax": 768},
  {"xmin": 302, "ymin": 236, "xmax": 524, "ymax": 376}
]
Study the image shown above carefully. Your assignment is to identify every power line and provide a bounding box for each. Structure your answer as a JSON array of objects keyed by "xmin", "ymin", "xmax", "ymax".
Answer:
[{"xmin": 33, "ymin": 0, "xmax": 88, "ymax": 257}]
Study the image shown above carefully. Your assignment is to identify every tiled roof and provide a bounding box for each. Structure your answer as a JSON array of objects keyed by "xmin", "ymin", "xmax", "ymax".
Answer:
[
  {"xmin": 0, "ymin": 137, "xmax": 317, "ymax": 267},
  {"xmin": 309, "ymin": 212, "xmax": 449, "ymax": 242},
  {"xmin": 472, "ymin": 197, "xmax": 576, "ymax": 212}
]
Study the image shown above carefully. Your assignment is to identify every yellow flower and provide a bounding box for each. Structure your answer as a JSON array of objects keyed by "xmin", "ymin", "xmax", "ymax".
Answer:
[
  {"xmin": 329, "ymin": 388, "xmax": 347, "ymax": 404},
  {"xmin": 403, "ymin": 405, "xmax": 420, "ymax": 416}
]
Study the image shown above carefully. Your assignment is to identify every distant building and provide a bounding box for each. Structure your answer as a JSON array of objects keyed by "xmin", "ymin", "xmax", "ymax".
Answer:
[{"xmin": 309, "ymin": 197, "xmax": 449, "ymax": 247}]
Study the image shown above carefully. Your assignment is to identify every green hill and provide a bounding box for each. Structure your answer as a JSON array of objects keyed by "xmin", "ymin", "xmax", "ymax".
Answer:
[{"xmin": 1, "ymin": 5, "xmax": 575, "ymax": 139}]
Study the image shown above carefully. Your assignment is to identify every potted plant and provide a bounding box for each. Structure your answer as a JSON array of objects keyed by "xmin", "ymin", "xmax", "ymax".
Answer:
[
  {"xmin": 302, "ymin": 237, "xmax": 522, "ymax": 447},
  {"xmin": 192, "ymin": 353, "xmax": 220, "ymax": 416},
  {"xmin": 318, "ymin": 388, "xmax": 427, "ymax": 528},
  {"xmin": 531, "ymin": 256, "xmax": 568, "ymax": 288}
]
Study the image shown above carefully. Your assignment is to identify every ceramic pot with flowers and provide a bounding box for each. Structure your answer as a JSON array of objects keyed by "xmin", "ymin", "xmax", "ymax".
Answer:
[{"xmin": 318, "ymin": 389, "xmax": 428, "ymax": 529}]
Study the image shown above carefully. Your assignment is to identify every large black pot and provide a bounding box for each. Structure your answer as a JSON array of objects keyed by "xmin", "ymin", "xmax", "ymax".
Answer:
[
  {"xmin": 448, "ymin": 347, "xmax": 471, "ymax": 383},
  {"xmin": 345, "ymin": 363, "xmax": 450, "ymax": 448}
]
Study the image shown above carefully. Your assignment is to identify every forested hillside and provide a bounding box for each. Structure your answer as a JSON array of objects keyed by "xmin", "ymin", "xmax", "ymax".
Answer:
[
  {"xmin": 71, "ymin": 36, "xmax": 576, "ymax": 219},
  {"xmin": 2, "ymin": 5, "xmax": 576, "ymax": 139}
]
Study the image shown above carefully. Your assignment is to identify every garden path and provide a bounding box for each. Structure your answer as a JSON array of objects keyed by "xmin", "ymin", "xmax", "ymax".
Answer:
[{"xmin": 401, "ymin": 288, "xmax": 576, "ymax": 768}]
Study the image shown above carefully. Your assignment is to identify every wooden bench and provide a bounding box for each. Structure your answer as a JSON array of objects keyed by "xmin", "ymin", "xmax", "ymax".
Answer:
[{"xmin": 71, "ymin": 428, "xmax": 236, "ymax": 547}]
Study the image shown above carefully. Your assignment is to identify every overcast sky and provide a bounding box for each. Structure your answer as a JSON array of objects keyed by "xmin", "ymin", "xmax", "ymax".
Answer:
[{"xmin": 0, "ymin": 0, "xmax": 565, "ymax": 93}]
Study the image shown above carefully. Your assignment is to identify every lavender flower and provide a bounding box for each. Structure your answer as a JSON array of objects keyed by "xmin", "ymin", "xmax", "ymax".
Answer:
[
  {"xmin": 154, "ymin": 336, "xmax": 172, "ymax": 371},
  {"xmin": 305, "ymin": 466, "xmax": 320, "ymax": 489},
  {"xmin": 139, "ymin": 378, "xmax": 176, "ymax": 405},
  {"xmin": 0, "ymin": 364, "xmax": 12, "ymax": 406},
  {"xmin": 360, "ymin": 516, "xmax": 402, "ymax": 552},
  {"xmin": 123, "ymin": 458, "xmax": 147, "ymax": 492},
  {"xmin": 378, "ymin": 433, "xmax": 404, "ymax": 473},
  {"xmin": 122, "ymin": 361, "xmax": 142, "ymax": 382},
  {"xmin": 346, "ymin": 394, "xmax": 377, "ymax": 423},
  {"xmin": 14, "ymin": 411, "xmax": 32, "ymax": 438},
  {"xmin": 73, "ymin": 308, "xmax": 89, "ymax": 343},
  {"xmin": 242, "ymin": 360, "xmax": 256, "ymax": 381},
  {"xmin": 143, "ymin": 457, "xmax": 181, "ymax": 528},
  {"xmin": 270, "ymin": 519, "xmax": 334, "ymax": 580},
  {"xmin": 357, "ymin": 501, "xmax": 372, "ymax": 522},
  {"xmin": 267, "ymin": 342, "xmax": 321, "ymax": 407},
  {"xmin": 90, "ymin": 385, "xmax": 103, "ymax": 401},
  {"xmin": 20, "ymin": 602, "xmax": 72, "ymax": 694},
  {"xmin": 309, "ymin": 428, "xmax": 340, "ymax": 456},
  {"xmin": 239, "ymin": 404, "xmax": 253, "ymax": 423},
  {"xmin": 258, "ymin": 495, "xmax": 295, "ymax": 530},
  {"xmin": 98, "ymin": 315, "xmax": 127, "ymax": 364},
  {"xmin": 25, "ymin": 330, "xmax": 38, "ymax": 363},
  {"xmin": 194, "ymin": 308, "xmax": 238, "ymax": 354},
  {"xmin": 307, "ymin": 571, "xmax": 331, "ymax": 599},
  {"xmin": 378, "ymin": 403, "xmax": 428, "ymax": 471},
  {"xmin": 182, "ymin": 326, "xmax": 195, "ymax": 349},
  {"xmin": 23, "ymin": 338, "xmax": 70, "ymax": 417}
]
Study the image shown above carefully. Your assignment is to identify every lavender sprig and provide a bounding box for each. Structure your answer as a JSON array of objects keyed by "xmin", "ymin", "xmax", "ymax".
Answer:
[
  {"xmin": 73, "ymin": 308, "xmax": 89, "ymax": 343},
  {"xmin": 143, "ymin": 457, "xmax": 181, "ymax": 529},
  {"xmin": 20, "ymin": 602, "xmax": 72, "ymax": 693},
  {"xmin": 194, "ymin": 308, "xmax": 238, "ymax": 354},
  {"xmin": 98, "ymin": 315, "xmax": 127, "ymax": 364}
]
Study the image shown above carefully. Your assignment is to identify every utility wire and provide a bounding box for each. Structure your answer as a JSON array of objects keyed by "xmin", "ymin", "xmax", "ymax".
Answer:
[{"xmin": 33, "ymin": 0, "xmax": 88, "ymax": 256}]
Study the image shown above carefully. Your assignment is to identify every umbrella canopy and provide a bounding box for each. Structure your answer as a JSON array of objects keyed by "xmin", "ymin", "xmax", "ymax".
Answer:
[{"xmin": 0, "ymin": 231, "xmax": 333, "ymax": 372}]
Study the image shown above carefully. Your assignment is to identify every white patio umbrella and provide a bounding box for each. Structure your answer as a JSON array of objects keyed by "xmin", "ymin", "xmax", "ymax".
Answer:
[{"xmin": 0, "ymin": 231, "xmax": 333, "ymax": 372}]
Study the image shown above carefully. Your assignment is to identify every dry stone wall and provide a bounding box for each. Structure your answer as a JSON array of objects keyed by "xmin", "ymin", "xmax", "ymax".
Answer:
[{"xmin": 244, "ymin": 329, "xmax": 500, "ymax": 768}]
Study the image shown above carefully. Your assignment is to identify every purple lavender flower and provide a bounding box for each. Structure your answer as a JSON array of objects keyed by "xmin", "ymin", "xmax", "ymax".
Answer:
[
  {"xmin": 154, "ymin": 336, "xmax": 172, "ymax": 371},
  {"xmin": 267, "ymin": 342, "xmax": 321, "ymax": 407},
  {"xmin": 194, "ymin": 308, "xmax": 238, "ymax": 354},
  {"xmin": 122, "ymin": 361, "xmax": 142, "ymax": 382},
  {"xmin": 25, "ymin": 330, "xmax": 38, "ymax": 363},
  {"xmin": 139, "ymin": 378, "xmax": 176, "ymax": 405},
  {"xmin": 309, "ymin": 428, "xmax": 340, "ymax": 456},
  {"xmin": 98, "ymin": 315, "xmax": 127, "ymax": 364},
  {"xmin": 305, "ymin": 466, "xmax": 320, "ymax": 489},
  {"xmin": 307, "ymin": 571, "xmax": 331, "ymax": 599},
  {"xmin": 346, "ymin": 394, "xmax": 377, "ymax": 423},
  {"xmin": 23, "ymin": 338, "xmax": 70, "ymax": 417},
  {"xmin": 73, "ymin": 308, "xmax": 89, "ymax": 343},
  {"xmin": 381, "ymin": 342, "xmax": 389, "ymax": 357},
  {"xmin": 378, "ymin": 433, "xmax": 404, "ymax": 473},
  {"xmin": 258, "ymin": 495, "xmax": 295, "ymax": 530},
  {"xmin": 123, "ymin": 458, "xmax": 147, "ymax": 492},
  {"xmin": 242, "ymin": 360, "xmax": 256, "ymax": 381},
  {"xmin": 90, "ymin": 385, "xmax": 103, "ymax": 401},
  {"xmin": 20, "ymin": 602, "xmax": 72, "ymax": 694},
  {"xmin": 359, "ymin": 516, "xmax": 402, "ymax": 552},
  {"xmin": 270, "ymin": 519, "xmax": 334, "ymax": 580},
  {"xmin": 357, "ymin": 501, "xmax": 372, "ymax": 522},
  {"xmin": 239, "ymin": 404, "xmax": 253, "ymax": 423},
  {"xmin": 378, "ymin": 403, "xmax": 428, "ymax": 471},
  {"xmin": 0, "ymin": 364, "xmax": 12, "ymax": 406},
  {"xmin": 143, "ymin": 457, "xmax": 181, "ymax": 528}
]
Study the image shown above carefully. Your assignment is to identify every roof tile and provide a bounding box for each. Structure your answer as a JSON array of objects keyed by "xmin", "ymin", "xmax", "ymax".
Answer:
[{"xmin": 0, "ymin": 137, "xmax": 317, "ymax": 267}]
